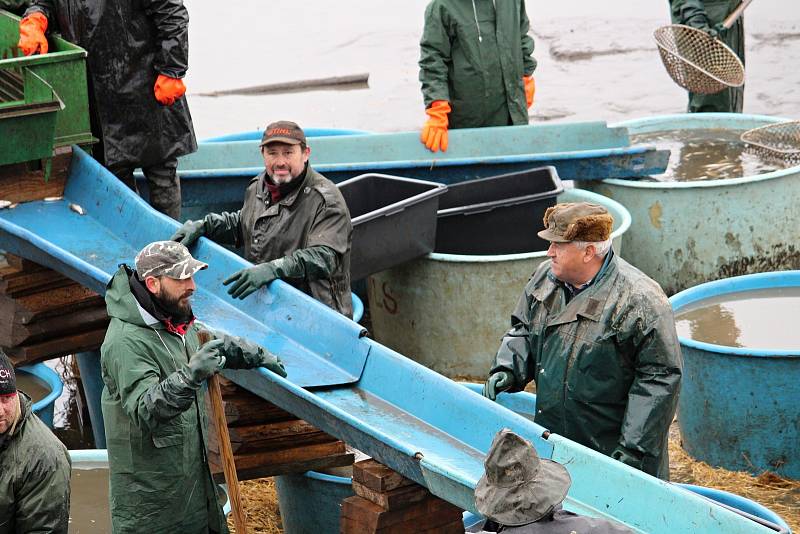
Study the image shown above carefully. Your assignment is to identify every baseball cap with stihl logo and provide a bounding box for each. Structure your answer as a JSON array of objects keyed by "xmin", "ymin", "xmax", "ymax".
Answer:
[{"xmin": 260, "ymin": 121, "xmax": 307, "ymax": 147}]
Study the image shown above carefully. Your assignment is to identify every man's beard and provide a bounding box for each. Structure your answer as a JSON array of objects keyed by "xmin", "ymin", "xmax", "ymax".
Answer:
[{"xmin": 155, "ymin": 290, "xmax": 193, "ymax": 322}]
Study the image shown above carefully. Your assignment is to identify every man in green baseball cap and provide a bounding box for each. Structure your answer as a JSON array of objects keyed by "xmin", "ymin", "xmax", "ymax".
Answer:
[
  {"xmin": 482, "ymin": 203, "xmax": 682, "ymax": 480},
  {"xmin": 100, "ymin": 241, "xmax": 287, "ymax": 533}
]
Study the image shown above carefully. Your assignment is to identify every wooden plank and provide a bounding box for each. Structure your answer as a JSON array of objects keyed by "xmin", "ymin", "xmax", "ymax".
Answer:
[
  {"xmin": 352, "ymin": 480, "xmax": 430, "ymax": 511},
  {"xmin": 0, "ymin": 305, "xmax": 108, "ymax": 346},
  {"xmin": 208, "ymin": 426, "xmax": 336, "ymax": 454},
  {"xmin": 0, "ymin": 268, "xmax": 71, "ymax": 296},
  {"xmin": 341, "ymin": 495, "xmax": 462, "ymax": 532},
  {"xmin": 353, "ymin": 459, "xmax": 416, "ymax": 493},
  {"xmin": 0, "ymin": 285, "xmax": 103, "ymax": 324},
  {"xmin": 6, "ymin": 327, "xmax": 107, "ymax": 365},
  {"xmin": 209, "ymin": 450, "xmax": 354, "ymax": 482},
  {"xmin": 2, "ymin": 254, "xmax": 46, "ymax": 272},
  {"xmin": 208, "ymin": 372, "xmax": 249, "ymax": 534},
  {"xmin": 0, "ymin": 151, "xmax": 71, "ymax": 203},
  {"xmin": 222, "ymin": 394, "xmax": 298, "ymax": 426},
  {"xmin": 220, "ymin": 392, "xmax": 299, "ymax": 426}
]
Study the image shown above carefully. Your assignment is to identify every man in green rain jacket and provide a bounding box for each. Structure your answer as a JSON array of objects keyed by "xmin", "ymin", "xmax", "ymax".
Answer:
[
  {"xmin": 483, "ymin": 203, "xmax": 682, "ymax": 479},
  {"xmin": 101, "ymin": 241, "xmax": 286, "ymax": 533},
  {"xmin": 418, "ymin": 0, "xmax": 536, "ymax": 152},
  {"xmin": 670, "ymin": 0, "xmax": 745, "ymax": 112},
  {"xmin": 0, "ymin": 352, "xmax": 71, "ymax": 534}
]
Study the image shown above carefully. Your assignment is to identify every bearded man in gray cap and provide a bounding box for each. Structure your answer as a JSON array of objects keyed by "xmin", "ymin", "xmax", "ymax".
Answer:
[
  {"xmin": 170, "ymin": 120, "xmax": 354, "ymax": 317},
  {"xmin": 100, "ymin": 241, "xmax": 287, "ymax": 533},
  {"xmin": 0, "ymin": 351, "xmax": 71, "ymax": 534},
  {"xmin": 471, "ymin": 429, "xmax": 635, "ymax": 533},
  {"xmin": 482, "ymin": 203, "xmax": 682, "ymax": 480}
]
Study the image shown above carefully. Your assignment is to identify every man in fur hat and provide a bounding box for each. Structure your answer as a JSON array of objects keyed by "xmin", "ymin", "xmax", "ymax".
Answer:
[{"xmin": 482, "ymin": 203, "xmax": 682, "ymax": 479}]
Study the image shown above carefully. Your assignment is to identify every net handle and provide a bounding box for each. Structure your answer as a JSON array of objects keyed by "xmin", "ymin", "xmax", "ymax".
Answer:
[{"xmin": 723, "ymin": 0, "xmax": 755, "ymax": 29}]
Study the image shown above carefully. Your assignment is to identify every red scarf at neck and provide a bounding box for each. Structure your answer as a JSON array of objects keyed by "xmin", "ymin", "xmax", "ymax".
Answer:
[{"xmin": 164, "ymin": 317, "xmax": 195, "ymax": 336}]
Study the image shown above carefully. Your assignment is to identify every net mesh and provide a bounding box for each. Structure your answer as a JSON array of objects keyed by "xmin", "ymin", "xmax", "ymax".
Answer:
[
  {"xmin": 654, "ymin": 24, "xmax": 745, "ymax": 94},
  {"xmin": 741, "ymin": 121, "xmax": 800, "ymax": 165}
]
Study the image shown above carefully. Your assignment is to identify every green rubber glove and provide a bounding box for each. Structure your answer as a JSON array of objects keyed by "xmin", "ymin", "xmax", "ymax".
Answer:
[
  {"xmin": 482, "ymin": 371, "xmax": 513, "ymax": 401},
  {"xmin": 611, "ymin": 445, "xmax": 644, "ymax": 470},
  {"xmin": 185, "ymin": 339, "xmax": 225, "ymax": 385},
  {"xmin": 220, "ymin": 334, "xmax": 287, "ymax": 377},
  {"xmin": 223, "ymin": 262, "xmax": 279, "ymax": 299},
  {"xmin": 170, "ymin": 219, "xmax": 206, "ymax": 246}
]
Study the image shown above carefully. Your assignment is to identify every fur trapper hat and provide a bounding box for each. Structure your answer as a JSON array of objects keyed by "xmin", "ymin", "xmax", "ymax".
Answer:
[{"xmin": 537, "ymin": 202, "xmax": 613, "ymax": 243}]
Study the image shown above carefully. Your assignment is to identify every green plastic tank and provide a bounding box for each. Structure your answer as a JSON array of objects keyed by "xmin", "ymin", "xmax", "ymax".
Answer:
[{"xmin": 581, "ymin": 113, "xmax": 800, "ymax": 295}]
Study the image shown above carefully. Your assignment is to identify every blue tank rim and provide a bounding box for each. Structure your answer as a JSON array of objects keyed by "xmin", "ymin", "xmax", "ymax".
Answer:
[
  {"xmin": 351, "ymin": 292, "xmax": 364, "ymax": 323},
  {"xmin": 18, "ymin": 362, "xmax": 63, "ymax": 414},
  {"xmin": 203, "ymin": 128, "xmax": 372, "ymax": 143},
  {"xmin": 603, "ymin": 113, "xmax": 798, "ymax": 189},
  {"xmin": 675, "ymin": 483, "xmax": 791, "ymax": 533},
  {"xmin": 425, "ymin": 188, "xmax": 631, "ymax": 263},
  {"xmin": 670, "ymin": 270, "xmax": 800, "ymax": 357}
]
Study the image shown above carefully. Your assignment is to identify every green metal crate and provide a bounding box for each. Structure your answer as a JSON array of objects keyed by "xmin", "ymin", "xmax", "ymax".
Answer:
[
  {"xmin": 0, "ymin": 9, "xmax": 94, "ymax": 155},
  {"xmin": 0, "ymin": 66, "xmax": 62, "ymax": 165}
]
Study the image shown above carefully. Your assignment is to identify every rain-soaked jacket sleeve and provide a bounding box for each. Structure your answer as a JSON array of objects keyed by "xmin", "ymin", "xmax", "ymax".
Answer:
[
  {"xmin": 419, "ymin": 1, "xmax": 452, "ymax": 107},
  {"xmin": 490, "ymin": 284, "xmax": 536, "ymax": 391},
  {"xmin": 669, "ymin": 0, "xmax": 711, "ymax": 29},
  {"xmin": 140, "ymin": 0, "xmax": 190, "ymax": 78},
  {"xmin": 103, "ymin": 336, "xmax": 199, "ymax": 433},
  {"xmin": 15, "ymin": 450, "xmax": 71, "ymax": 534},
  {"xmin": 203, "ymin": 210, "xmax": 244, "ymax": 248},
  {"xmin": 520, "ymin": 0, "xmax": 536, "ymax": 76},
  {"xmin": 269, "ymin": 245, "xmax": 339, "ymax": 281},
  {"xmin": 617, "ymin": 310, "xmax": 682, "ymax": 462}
]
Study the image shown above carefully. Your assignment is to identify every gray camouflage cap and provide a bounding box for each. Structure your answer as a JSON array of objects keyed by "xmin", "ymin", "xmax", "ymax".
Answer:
[
  {"xmin": 475, "ymin": 429, "xmax": 571, "ymax": 526},
  {"xmin": 135, "ymin": 241, "xmax": 208, "ymax": 280}
]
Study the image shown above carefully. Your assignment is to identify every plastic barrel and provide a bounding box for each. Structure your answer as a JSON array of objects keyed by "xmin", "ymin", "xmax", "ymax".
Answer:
[
  {"xmin": 275, "ymin": 471, "xmax": 355, "ymax": 534},
  {"xmin": 18, "ymin": 363, "xmax": 63, "ymax": 428},
  {"xmin": 75, "ymin": 350, "xmax": 106, "ymax": 448},
  {"xmin": 581, "ymin": 113, "xmax": 800, "ymax": 295},
  {"xmin": 670, "ymin": 271, "xmax": 800, "ymax": 479},
  {"xmin": 368, "ymin": 188, "xmax": 630, "ymax": 378},
  {"xmin": 69, "ymin": 449, "xmax": 232, "ymax": 524}
]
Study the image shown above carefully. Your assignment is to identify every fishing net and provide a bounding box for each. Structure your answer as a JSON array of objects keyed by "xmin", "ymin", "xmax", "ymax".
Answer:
[
  {"xmin": 654, "ymin": 24, "xmax": 744, "ymax": 94},
  {"xmin": 741, "ymin": 121, "xmax": 800, "ymax": 165}
]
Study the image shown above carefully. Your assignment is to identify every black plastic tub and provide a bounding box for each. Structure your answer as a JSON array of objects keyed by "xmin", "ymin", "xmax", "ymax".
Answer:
[
  {"xmin": 338, "ymin": 174, "xmax": 448, "ymax": 280},
  {"xmin": 435, "ymin": 166, "xmax": 563, "ymax": 255}
]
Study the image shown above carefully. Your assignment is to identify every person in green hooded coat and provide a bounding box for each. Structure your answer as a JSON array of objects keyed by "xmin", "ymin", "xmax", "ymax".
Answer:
[
  {"xmin": 101, "ymin": 241, "xmax": 287, "ymax": 534},
  {"xmin": 0, "ymin": 352, "xmax": 71, "ymax": 534},
  {"xmin": 669, "ymin": 0, "xmax": 745, "ymax": 112},
  {"xmin": 482, "ymin": 203, "xmax": 682, "ymax": 480},
  {"xmin": 418, "ymin": 0, "xmax": 536, "ymax": 152}
]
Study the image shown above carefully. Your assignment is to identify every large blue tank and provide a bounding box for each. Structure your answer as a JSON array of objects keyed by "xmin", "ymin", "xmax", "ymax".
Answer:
[
  {"xmin": 670, "ymin": 271, "xmax": 800, "ymax": 480},
  {"xmin": 18, "ymin": 362, "xmax": 63, "ymax": 428}
]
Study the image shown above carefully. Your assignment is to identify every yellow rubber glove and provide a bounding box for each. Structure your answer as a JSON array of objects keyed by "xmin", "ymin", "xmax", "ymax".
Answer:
[
  {"xmin": 420, "ymin": 100, "xmax": 451, "ymax": 153},
  {"xmin": 18, "ymin": 12, "xmax": 49, "ymax": 56},
  {"xmin": 523, "ymin": 75, "xmax": 536, "ymax": 109},
  {"xmin": 154, "ymin": 74, "xmax": 186, "ymax": 106}
]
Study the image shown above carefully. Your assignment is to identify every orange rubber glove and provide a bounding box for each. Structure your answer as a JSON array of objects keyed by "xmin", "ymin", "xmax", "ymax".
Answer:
[
  {"xmin": 420, "ymin": 100, "xmax": 451, "ymax": 153},
  {"xmin": 18, "ymin": 12, "xmax": 49, "ymax": 56},
  {"xmin": 523, "ymin": 75, "xmax": 536, "ymax": 109},
  {"xmin": 154, "ymin": 74, "xmax": 186, "ymax": 106}
]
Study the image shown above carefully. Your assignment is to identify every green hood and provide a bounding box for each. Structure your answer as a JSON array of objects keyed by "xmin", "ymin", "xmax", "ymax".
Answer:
[{"xmin": 105, "ymin": 265, "xmax": 163, "ymax": 329}]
